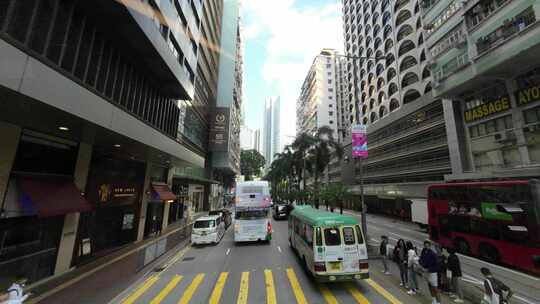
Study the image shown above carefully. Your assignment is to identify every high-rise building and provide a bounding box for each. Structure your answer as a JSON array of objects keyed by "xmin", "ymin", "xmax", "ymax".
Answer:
[
  {"xmin": 263, "ymin": 96, "xmax": 281, "ymax": 168},
  {"xmin": 340, "ymin": 0, "xmax": 451, "ymax": 205},
  {"xmin": 253, "ymin": 129, "xmax": 261, "ymax": 153},
  {"xmin": 297, "ymin": 49, "xmax": 342, "ymax": 140},
  {"xmin": 0, "ymin": 0, "xmax": 229, "ymax": 286},
  {"xmin": 212, "ymin": 1, "xmax": 243, "ymax": 180},
  {"xmin": 423, "ymin": 0, "xmax": 540, "ymax": 180},
  {"xmin": 240, "ymin": 125, "xmax": 254, "ymax": 150}
]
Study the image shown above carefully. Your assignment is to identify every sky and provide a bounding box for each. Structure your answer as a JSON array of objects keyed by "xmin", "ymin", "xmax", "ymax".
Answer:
[{"xmin": 241, "ymin": 0, "xmax": 343, "ymax": 150}]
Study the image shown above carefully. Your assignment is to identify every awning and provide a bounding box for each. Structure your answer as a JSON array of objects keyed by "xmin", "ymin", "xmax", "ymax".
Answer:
[
  {"xmin": 18, "ymin": 178, "xmax": 92, "ymax": 217},
  {"xmin": 151, "ymin": 182, "xmax": 176, "ymax": 202}
]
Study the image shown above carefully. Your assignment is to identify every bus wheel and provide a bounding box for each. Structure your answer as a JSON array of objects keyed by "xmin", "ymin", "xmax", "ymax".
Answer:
[
  {"xmin": 479, "ymin": 243, "xmax": 500, "ymax": 264},
  {"xmin": 454, "ymin": 238, "xmax": 470, "ymax": 255}
]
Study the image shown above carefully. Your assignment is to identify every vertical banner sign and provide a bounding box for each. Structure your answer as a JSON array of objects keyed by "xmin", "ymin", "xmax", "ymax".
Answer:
[
  {"xmin": 209, "ymin": 107, "xmax": 230, "ymax": 151},
  {"xmin": 352, "ymin": 124, "xmax": 368, "ymax": 158}
]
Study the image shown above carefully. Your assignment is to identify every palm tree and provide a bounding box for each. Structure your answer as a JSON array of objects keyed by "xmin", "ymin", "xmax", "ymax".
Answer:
[
  {"xmin": 291, "ymin": 133, "xmax": 316, "ymax": 190},
  {"xmin": 305, "ymin": 126, "xmax": 344, "ymax": 209},
  {"xmin": 267, "ymin": 145, "xmax": 298, "ymax": 203}
]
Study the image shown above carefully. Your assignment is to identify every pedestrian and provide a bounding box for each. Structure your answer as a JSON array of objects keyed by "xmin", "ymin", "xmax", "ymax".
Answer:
[
  {"xmin": 481, "ymin": 267, "xmax": 513, "ymax": 304},
  {"xmin": 393, "ymin": 239, "xmax": 408, "ymax": 287},
  {"xmin": 447, "ymin": 248, "xmax": 464, "ymax": 303},
  {"xmin": 380, "ymin": 235, "xmax": 391, "ymax": 275},
  {"xmin": 406, "ymin": 241, "xmax": 419, "ymax": 295},
  {"xmin": 420, "ymin": 240, "xmax": 441, "ymax": 304},
  {"xmin": 3, "ymin": 275, "xmax": 31, "ymax": 304}
]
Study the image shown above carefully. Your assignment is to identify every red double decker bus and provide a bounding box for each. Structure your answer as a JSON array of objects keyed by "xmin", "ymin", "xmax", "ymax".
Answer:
[{"xmin": 427, "ymin": 179, "xmax": 540, "ymax": 274}]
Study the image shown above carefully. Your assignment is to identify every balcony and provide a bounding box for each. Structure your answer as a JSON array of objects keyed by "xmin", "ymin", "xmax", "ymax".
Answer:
[
  {"xmin": 366, "ymin": 134, "xmax": 448, "ymax": 164},
  {"xmin": 476, "ymin": 7, "xmax": 537, "ymax": 55}
]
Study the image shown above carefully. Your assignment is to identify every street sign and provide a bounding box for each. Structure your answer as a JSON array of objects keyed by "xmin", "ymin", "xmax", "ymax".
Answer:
[{"xmin": 352, "ymin": 124, "xmax": 368, "ymax": 158}]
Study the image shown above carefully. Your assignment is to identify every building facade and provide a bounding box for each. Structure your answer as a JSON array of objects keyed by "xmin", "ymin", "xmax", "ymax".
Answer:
[
  {"xmin": 263, "ymin": 96, "xmax": 281, "ymax": 169},
  {"xmin": 0, "ymin": 0, "xmax": 235, "ymax": 287},
  {"xmin": 240, "ymin": 125, "xmax": 254, "ymax": 150},
  {"xmin": 297, "ymin": 49, "xmax": 341, "ymax": 138},
  {"xmin": 422, "ymin": 0, "xmax": 540, "ymax": 181},
  {"xmin": 340, "ymin": 0, "xmax": 451, "ymax": 214},
  {"xmin": 253, "ymin": 129, "xmax": 261, "ymax": 153}
]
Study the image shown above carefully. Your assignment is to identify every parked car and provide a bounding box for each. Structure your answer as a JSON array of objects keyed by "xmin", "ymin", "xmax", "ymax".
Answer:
[
  {"xmin": 191, "ymin": 215, "xmax": 225, "ymax": 245},
  {"xmin": 273, "ymin": 203, "xmax": 290, "ymax": 220},
  {"xmin": 208, "ymin": 209, "xmax": 232, "ymax": 228}
]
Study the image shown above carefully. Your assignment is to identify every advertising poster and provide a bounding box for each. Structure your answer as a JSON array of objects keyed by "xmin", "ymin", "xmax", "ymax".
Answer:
[{"xmin": 352, "ymin": 124, "xmax": 368, "ymax": 158}]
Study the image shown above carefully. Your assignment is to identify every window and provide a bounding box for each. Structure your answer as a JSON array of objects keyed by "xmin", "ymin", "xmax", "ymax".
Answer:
[
  {"xmin": 329, "ymin": 104, "xmax": 333, "ymax": 107},
  {"xmin": 329, "ymin": 111, "xmax": 334, "ymax": 116},
  {"xmin": 305, "ymin": 225, "xmax": 313, "ymax": 246},
  {"xmin": 328, "ymin": 80, "xmax": 332, "ymax": 84},
  {"xmin": 328, "ymin": 88, "xmax": 334, "ymax": 92},
  {"xmin": 343, "ymin": 227, "xmax": 355, "ymax": 245},
  {"xmin": 235, "ymin": 210, "xmax": 267, "ymax": 220},
  {"xmin": 329, "ymin": 120, "xmax": 334, "ymax": 124},
  {"xmin": 355, "ymin": 225, "xmax": 364, "ymax": 244},
  {"xmin": 324, "ymin": 228, "xmax": 341, "ymax": 246},
  {"xmin": 326, "ymin": 64, "xmax": 332, "ymax": 68},
  {"xmin": 316, "ymin": 227, "xmax": 323, "ymax": 246},
  {"xmin": 194, "ymin": 220, "xmax": 215, "ymax": 228}
]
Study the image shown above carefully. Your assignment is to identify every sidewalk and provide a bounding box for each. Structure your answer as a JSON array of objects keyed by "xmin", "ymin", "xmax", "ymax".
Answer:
[{"xmin": 27, "ymin": 213, "xmax": 205, "ymax": 304}]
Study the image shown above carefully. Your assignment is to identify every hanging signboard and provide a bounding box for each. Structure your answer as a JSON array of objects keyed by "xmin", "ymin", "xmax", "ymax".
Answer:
[{"xmin": 352, "ymin": 124, "xmax": 368, "ymax": 159}]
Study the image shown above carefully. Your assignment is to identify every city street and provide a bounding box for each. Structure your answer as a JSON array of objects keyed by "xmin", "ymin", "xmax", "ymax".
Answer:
[
  {"xmin": 111, "ymin": 216, "xmax": 439, "ymax": 304},
  {"xmin": 343, "ymin": 211, "xmax": 540, "ymax": 304}
]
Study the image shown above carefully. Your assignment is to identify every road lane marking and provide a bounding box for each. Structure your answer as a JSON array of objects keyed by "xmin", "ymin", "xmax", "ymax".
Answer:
[
  {"xmin": 150, "ymin": 275, "xmax": 183, "ymax": 304},
  {"xmin": 226, "ymin": 248, "xmax": 231, "ymax": 255},
  {"xmin": 178, "ymin": 273, "xmax": 205, "ymax": 304},
  {"xmin": 346, "ymin": 284, "xmax": 370, "ymax": 304},
  {"xmin": 318, "ymin": 285, "xmax": 339, "ymax": 304},
  {"xmin": 209, "ymin": 272, "xmax": 229, "ymax": 304},
  {"xmin": 365, "ymin": 279, "xmax": 402, "ymax": 304},
  {"xmin": 277, "ymin": 246, "xmax": 282, "ymax": 253},
  {"xmin": 121, "ymin": 275, "xmax": 159, "ymax": 304},
  {"xmin": 286, "ymin": 268, "xmax": 308, "ymax": 304},
  {"xmin": 237, "ymin": 272, "xmax": 250, "ymax": 304},
  {"xmin": 264, "ymin": 269, "xmax": 277, "ymax": 304}
]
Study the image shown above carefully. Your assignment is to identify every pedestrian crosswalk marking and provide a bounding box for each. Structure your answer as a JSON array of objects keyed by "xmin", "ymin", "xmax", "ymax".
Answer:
[
  {"xmin": 237, "ymin": 272, "xmax": 250, "ymax": 304},
  {"xmin": 264, "ymin": 269, "xmax": 277, "ymax": 304},
  {"xmin": 365, "ymin": 279, "xmax": 402, "ymax": 304},
  {"xmin": 318, "ymin": 285, "xmax": 339, "ymax": 304},
  {"xmin": 286, "ymin": 268, "xmax": 308, "ymax": 304},
  {"xmin": 209, "ymin": 272, "xmax": 229, "ymax": 304},
  {"xmin": 150, "ymin": 275, "xmax": 183, "ymax": 304},
  {"xmin": 346, "ymin": 283, "xmax": 370, "ymax": 304},
  {"xmin": 121, "ymin": 275, "xmax": 159, "ymax": 304},
  {"xmin": 178, "ymin": 273, "xmax": 205, "ymax": 304}
]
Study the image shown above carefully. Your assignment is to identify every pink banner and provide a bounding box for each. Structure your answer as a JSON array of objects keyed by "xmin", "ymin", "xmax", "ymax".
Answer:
[{"xmin": 352, "ymin": 124, "xmax": 368, "ymax": 158}]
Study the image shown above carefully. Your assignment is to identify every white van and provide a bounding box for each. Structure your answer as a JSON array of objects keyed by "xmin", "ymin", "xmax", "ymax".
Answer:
[
  {"xmin": 234, "ymin": 181, "xmax": 272, "ymax": 243},
  {"xmin": 191, "ymin": 215, "xmax": 225, "ymax": 245}
]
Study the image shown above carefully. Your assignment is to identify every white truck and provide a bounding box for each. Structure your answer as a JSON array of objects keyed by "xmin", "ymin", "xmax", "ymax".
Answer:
[
  {"xmin": 409, "ymin": 198, "xmax": 428, "ymax": 229},
  {"xmin": 234, "ymin": 181, "xmax": 272, "ymax": 243}
]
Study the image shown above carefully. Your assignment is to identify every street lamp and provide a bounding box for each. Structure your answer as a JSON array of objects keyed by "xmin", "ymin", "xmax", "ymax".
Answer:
[{"xmin": 318, "ymin": 53, "xmax": 386, "ymax": 240}]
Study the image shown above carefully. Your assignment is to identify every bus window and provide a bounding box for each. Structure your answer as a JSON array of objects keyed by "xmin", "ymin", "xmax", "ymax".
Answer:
[
  {"xmin": 501, "ymin": 225, "xmax": 529, "ymax": 244},
  {"xmin": 343, "ymin": 227, "xmax": 355, "ymax": 245},
  {"xmin": 324, "ymin": 228, "xmax": 341, "ymax": 246},
  {"xmin": 471, "ymin": 218, "xmax": 500, "ymax": 240},
  {"xmin": 306, "ymin": 225, "xmax": 313, "ymax": 246},
  {"xmin": 315, "ymin": 227, "xmax": 322, "ymax": 246},
  {"xmin": 439, "ymin": 215, "xmax": 452, "ymax": 237},
  {"xmin": 354, "ymin": 225, "xmax": 364, "ymax": 244},
  {"xmin": 235, "ymin": 210, "xmax": 267, "ymax": 220}
]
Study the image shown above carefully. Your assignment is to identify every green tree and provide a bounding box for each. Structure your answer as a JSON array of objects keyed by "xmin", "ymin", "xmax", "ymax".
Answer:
[
  {"xmin": 240, "ymin": 149, "xmax": 265, "ymax": 181},
  {"xmin": 305, "ymin": 126, "xmax": 344, "ymax": 209},
  {"xmin": 291, "ymin": 133, "xmax": 316, "ymax": 190}
]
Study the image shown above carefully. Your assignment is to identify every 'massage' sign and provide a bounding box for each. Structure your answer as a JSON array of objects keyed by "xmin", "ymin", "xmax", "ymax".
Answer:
[{"xmin": 463, "ymin": 97, "xmax": 510, "ymax": 123}]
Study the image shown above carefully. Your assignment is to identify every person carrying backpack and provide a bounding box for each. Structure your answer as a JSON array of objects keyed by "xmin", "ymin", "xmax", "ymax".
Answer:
[
  {"xmin": 481, "ymin": 267, "xmax": 513, "ymax": 304},
  {"xmin": 420, "ymin": 240, "xmax": 441, "ymax": 304}
]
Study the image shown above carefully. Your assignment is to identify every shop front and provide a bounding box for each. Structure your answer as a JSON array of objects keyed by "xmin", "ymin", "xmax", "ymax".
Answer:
[
  {"xmin": 0, "ymin": 130, "xmax": 91, "ymax": 287},
  {"xmin": 74, "ymin": 155, "xmax": 145, "ymax": 265},
  {"xmin": 143, "ymin": 182, "xmax": 176, "ymax": 238}
]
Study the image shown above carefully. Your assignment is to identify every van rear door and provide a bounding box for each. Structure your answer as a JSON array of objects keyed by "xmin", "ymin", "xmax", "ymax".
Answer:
[
  {"xmin": 342, "ymin": 226, "xmax": 360, "ymax": 272},
  {"xmin": 323, "ymin": 227, "xmax": 344, "ymax": 273}
]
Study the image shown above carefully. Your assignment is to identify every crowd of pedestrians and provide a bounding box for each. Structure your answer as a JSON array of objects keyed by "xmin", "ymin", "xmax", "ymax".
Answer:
[{"xmin": 379, "ymin": 236, "xmax": 515, "ymax": 304}]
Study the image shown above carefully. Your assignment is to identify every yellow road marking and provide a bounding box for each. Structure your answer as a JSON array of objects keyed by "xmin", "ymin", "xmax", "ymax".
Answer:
[
  {"xmin": 346, "ymin": 283, "xmax": 370, "ymax": 304},
  {"xmin": 178, "ymin": 273, "xmax": 205, "ymax": 304},
  {"xmin": 286, "ymin": 268, "xmax": 308, "ymax": 304},
  {"xmin": 264, "ymin": 269, "xmax": 277, "ymax": 304},
  {"xmin": 365, "ymin": 279, "xmax": 402, "ymax": 304},
  {"xmin": 318, "ymin": 285, "xmax": 339, "ymax": 304},
  {"xmin": 209, "ymin": 272, "xmax": 229, "ymax": 304},
  {"xmin": 121, "ymin": 275, "xmax": 159, "ymax": 304},
  {"xmin": 150, "ymin": 275, "xmax": 183, "ymax": 304},
  {"xmin": 237, "ymin": 271, "xmax": 250, "ymax": 304}
]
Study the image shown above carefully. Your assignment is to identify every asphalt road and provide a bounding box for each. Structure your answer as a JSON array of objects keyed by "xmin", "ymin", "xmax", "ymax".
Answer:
[
  {"xmin": 110, "ymin": 215, "xmax": 444, "ymax": 304},
  {"xmin": 343, "ymin": 211, "xmax": 540, "ymax": 304}
]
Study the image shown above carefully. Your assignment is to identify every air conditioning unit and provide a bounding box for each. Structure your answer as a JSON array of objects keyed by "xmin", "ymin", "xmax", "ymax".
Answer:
[{"xmin": 494, "ymin": 131, "xmax": 516, "ymax": 143}]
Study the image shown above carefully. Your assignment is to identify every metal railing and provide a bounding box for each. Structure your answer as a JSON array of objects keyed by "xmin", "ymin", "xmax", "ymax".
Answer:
[
  {"xmin": 359, "ymin": 156, "xmax": 450, "ymax": 176},
  {"xmin": 366, "ymin": 134, "xmax": 448, "ymax": 163}
]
